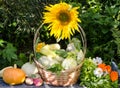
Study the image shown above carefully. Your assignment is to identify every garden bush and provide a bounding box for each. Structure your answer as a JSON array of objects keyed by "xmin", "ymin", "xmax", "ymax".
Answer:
[{"xmin": 0, "ymin": 0, "xmax": 120, "ymax": 69}]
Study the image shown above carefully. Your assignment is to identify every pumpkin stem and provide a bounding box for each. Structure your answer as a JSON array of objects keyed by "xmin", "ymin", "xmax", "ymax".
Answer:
[{"xmin": 14, "ymin": 64, "xmax": 17, "ymax": 68}]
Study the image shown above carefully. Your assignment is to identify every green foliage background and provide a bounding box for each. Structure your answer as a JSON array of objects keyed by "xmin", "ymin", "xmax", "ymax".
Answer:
[{"xmin": 0, "ymin": 0, "xmax": 120, "ymax": 69}]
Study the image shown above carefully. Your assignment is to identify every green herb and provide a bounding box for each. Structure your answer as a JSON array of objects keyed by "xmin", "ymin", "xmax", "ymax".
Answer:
[
  {"xmin": 79, "ymin": 57, "xmax": 118, "ymax": 88},
  {"xmin": 47, "ymin": 64, "xmax": 63, "ymax": 74}
]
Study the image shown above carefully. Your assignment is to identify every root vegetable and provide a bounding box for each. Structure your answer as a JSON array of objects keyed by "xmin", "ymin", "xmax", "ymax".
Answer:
[
  {"xmin": 33, "ymin": 78, "xmax": 43, "ymax": 86},
  {"xmin": 25, "ymin": 77, "xmax": 33, "ymax": 85}
]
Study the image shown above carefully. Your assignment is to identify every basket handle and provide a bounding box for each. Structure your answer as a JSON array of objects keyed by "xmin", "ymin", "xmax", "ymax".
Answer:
[
  {"xmin": 33, "ymin": 23, "xmax": 44, "ymax": 69},
  {"xmin": 33, "ymin": 23, "xmax": 46, "ymax": 57},
  {"xmin": 78, "ymin": 24, "xmax": 87, "ymax": 56}
]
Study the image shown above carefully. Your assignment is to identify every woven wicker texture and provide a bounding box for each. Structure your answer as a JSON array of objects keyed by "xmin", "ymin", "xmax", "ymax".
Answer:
[{"xmin": 33, "ymin": 24, "xmax": 87, "ymax": 86}]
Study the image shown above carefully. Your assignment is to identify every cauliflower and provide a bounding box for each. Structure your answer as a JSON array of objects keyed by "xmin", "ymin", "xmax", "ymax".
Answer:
[
  {"xmin": 66, "ymin": 43, "xmax": 76, "ymax": 51},
  {"xmin": 62, "ymin": 58, "xmax": 77, "ymax": 70},
  {"xmin": 77, "ymin": 50, "xmax": 84, "ymax": 62}
]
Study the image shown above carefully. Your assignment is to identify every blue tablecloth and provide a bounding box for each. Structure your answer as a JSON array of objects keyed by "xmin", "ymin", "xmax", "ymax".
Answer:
[{"xmin": 0, "ymin": 78, "xmax": 83, "ymax": 88}]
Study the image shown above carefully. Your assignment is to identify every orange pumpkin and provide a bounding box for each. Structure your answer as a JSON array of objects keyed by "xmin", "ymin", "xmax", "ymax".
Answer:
[{"xmin": 3, "ymin": 64, "xmax": 26, "ymax": 85}]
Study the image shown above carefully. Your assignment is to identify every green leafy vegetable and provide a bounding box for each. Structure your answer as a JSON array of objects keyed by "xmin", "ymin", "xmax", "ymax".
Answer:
[
  {"xmin": 79, "ymin": 57, "xmax": 118, "ymax": 88},
  {"xmin": 55, "ymin": 49, "xmax": 68, "ymax": 58},
  {"xmin": 47, "ymin": 64, "xmax": 63, "ymax": 74}
]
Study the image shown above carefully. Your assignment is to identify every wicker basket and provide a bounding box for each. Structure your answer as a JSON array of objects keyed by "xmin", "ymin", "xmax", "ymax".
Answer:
[{"xmin": 33, "ymin": 23, "xmax": 87, "ymax": 86}]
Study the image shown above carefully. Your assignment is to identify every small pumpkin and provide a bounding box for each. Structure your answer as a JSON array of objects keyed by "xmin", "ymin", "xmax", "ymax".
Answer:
[
  {"xmin": 0, "ymin": 66, "xmax": 13, "ymax": 77},
  {"xmin": 2, "ymin": 64, "xmax": 26, "ymax": 85}
]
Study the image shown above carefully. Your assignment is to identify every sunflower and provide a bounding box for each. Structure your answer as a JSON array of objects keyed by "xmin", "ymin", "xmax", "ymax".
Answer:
[{"xmin": 43, "ymin": 2, "xmax": 81, "ymax": 40}]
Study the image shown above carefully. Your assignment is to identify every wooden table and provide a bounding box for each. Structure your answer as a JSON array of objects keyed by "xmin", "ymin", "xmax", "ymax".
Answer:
[{"xmin": 0, "ymin": 78, "xmax": 83, "ymax": 88}]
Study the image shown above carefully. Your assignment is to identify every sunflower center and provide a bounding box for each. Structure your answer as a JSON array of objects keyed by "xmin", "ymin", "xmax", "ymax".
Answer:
[{"xmin": 58, "ymin": 11, "xmax": 71, "ymax": 25}]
